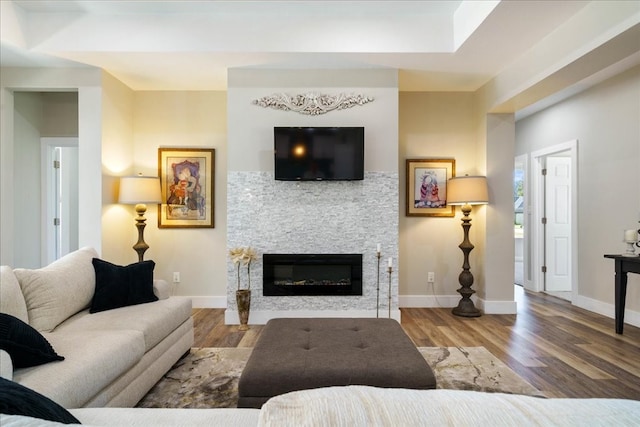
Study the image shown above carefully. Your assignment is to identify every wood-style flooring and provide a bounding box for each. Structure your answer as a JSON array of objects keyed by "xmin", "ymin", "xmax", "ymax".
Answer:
[{"xmin": 192, "ymin": 286, "xmax": 640, "ymax": 400}]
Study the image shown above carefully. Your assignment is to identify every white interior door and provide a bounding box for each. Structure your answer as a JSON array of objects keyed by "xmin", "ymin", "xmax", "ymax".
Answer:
[
  {"xmin": 42, "ymin": 138, "xmax": 79, "ymax": 264},
  {"xmin": 544, "ymin": 155, "xmax": 572, "ymax": 292}
]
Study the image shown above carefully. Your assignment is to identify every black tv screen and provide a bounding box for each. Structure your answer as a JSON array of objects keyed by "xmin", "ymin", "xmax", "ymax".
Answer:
[{"xmin": 274, "ymin": 127, "xmax": 364, "ymax": 181}]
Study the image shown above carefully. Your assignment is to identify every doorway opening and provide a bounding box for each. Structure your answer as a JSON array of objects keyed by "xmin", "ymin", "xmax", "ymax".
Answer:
[
  {"xmin": 9, "ymin": 91, "xmax": 79, "ymax": 268},
  {"xmin": 531, "ymin": 140, "xmax": 578, "ymax": 302}
]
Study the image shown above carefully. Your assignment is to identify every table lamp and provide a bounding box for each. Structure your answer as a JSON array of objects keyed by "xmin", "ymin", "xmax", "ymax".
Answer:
[{"xmin": 119, "ymin": 175, "xmax": 162, "ymax": 262}]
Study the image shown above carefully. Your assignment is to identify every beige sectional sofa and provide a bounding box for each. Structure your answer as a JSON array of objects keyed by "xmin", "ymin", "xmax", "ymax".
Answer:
[{"xmin": 0, "ymin": 247, "xmax": 194, "ymax": 409}]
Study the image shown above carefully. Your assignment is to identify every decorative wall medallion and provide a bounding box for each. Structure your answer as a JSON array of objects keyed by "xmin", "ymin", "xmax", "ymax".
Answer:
[{"xmin": 252, "ymin": 92, "xmax": 374, "ymax": 115}]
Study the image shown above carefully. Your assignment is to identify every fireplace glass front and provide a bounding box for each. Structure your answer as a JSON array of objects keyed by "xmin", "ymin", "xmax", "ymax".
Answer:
[{"xmin": 263, "ymin": 254, "xmax": 362, "ymax": 296}]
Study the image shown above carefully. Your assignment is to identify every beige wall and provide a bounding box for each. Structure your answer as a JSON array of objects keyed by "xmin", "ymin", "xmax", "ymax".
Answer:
[
  {"xmin": 398, "ymin": 92, "xmax": 481, "ymax": 304},
  {"xmin": 132, "ymin": 91, "xmax": 228, "ymax": 303},
  {"xmin": 398, "ymin": 93, "xmax": 517, "ymax": 312},
  {"xmin": 101, "ymin": 72, "xmax": 136, "ymax": 265},
  {"xmin": 41, "ymin": 92, "xmax": 78, "ymax": 137}
]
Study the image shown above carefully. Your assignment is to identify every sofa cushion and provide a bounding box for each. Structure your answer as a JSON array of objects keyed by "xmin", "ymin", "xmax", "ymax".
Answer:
[
  {"xmin": 0, "ymin": 377, "xmax": 80, "ymax": 424},
  {"xmin": 0, "ymin": 266, "xmax": 29, "ymax": 323},
  {"xmin": 90, "ymin": 259, "xmax": 158, "ymax": 313},
  {"xmin": 259, "ymin": 386, "xmax": 640, "ymax": 427},
  {"xmin": 153, "ymin": 279, "xmax": 171, "ymax": 300},
  {"xmin": 14, "ymin": 330, "xmax": 145, "ymax": 409},
  {"xmin": 0, "ymin": 313, "xmax": 64, "ymax": 369},
  {"xmin": 14, "ymin": 247, "xmax": 98, "ymax": 332},
  {"xmin": 55, "ymin": 297, "xmax": 192, "ymax": 352}
]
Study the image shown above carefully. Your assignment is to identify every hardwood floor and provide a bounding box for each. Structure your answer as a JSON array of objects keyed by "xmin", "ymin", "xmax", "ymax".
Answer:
[{"xmin": 192, "ymin": 286, "xmax": 640, "ymax": 400}]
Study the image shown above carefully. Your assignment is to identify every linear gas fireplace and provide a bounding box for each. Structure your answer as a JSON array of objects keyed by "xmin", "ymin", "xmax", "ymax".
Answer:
[{"xmin": 263, "ymin": 254, "xmax": 363, "ymax": 296}]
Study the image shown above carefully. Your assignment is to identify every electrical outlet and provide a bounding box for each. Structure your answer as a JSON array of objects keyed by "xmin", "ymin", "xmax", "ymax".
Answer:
[
  {"xmin": 173, "ymin": 272, "xmax": 180, "ymax": 283},
  {"xmin": 427, "ymin": 272, "xmax": 435, "ymax": 283}
]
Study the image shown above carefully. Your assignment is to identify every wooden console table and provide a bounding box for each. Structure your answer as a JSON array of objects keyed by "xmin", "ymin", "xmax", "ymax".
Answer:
[{"xmin": 604, "ymin": 254, "xmax": 640, "ymax": 334}]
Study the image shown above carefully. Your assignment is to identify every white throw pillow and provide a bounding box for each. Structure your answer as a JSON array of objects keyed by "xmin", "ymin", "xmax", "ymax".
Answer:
[
  {"xmin": 0, "ymin": 266, "xmax": 29, "ymax": 323},
  {"xmin": 14, "ymin": 247, "xmax": 98, "ymax": 332}
]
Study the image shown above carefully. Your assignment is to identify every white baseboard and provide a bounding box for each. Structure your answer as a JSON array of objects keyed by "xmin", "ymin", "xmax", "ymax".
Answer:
[
  {"xmin": 224, "ymin": 309, "xmax": 402, "ymax": 325},
  {"xmin": 399, "ymin": 295, "xmax": 517, "ymax": 314},
  {"xmin": 478, "ymin": 298, "xmax": 517, "ymax": 314},
  {"xmin": 574, "ymin": 295, "xmax": 640, "ymax": 330},
  {"xmin": 190, "ymin": 294, "xmax": 640, "ymax": 326},
  {"xmin": 190, "ymin": 296, "xmax": 227, "ymax": 308},
  {"xmin": 398, "ymin": 295, "xmax": 460, "ymax": 308}
]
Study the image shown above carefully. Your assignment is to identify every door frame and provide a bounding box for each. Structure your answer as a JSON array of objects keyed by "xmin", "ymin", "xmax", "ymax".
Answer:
[{"xmin": 530, "ymin": 140, "xmax": 578, "ymax": 299}]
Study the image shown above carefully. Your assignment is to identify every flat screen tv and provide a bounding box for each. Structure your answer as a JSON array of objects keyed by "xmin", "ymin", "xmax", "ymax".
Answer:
[{"xmin": 274, "ymin": 127, "xmax": 364, "ymax": 181}]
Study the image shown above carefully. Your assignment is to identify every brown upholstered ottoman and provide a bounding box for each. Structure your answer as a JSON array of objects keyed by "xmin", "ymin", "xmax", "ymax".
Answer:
[{"xmin": 237, "ymin": 318, "xmax": 436, "ymax": 408}]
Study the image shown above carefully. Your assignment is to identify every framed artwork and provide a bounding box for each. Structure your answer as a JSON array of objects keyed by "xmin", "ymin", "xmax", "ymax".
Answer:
[
  {"xmin": 406, "ymin": 158, "xmax": 455, "ymax": 217},
  {"xmin": 158, "ymin": 148, "xmax": 215, "ymax": 228}
]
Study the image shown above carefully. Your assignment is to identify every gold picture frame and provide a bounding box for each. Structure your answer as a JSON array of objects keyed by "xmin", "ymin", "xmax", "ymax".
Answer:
[
  {"xmin": 406, "ymin": 158, "xmax": 455, "ymax": 217},
  {"xmin": 158, "ymin": 148, "xmax": 215, "ymax": 228}
]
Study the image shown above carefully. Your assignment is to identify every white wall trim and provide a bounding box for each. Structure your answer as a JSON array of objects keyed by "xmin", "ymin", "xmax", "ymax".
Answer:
[
  {"xmin": 195, "ymin": 294, "xmax": 640, "ymax": 322},
  {"xmin": 398, "ymin": 295, "xmax": 460, "ymax": 308},
  {"xmin": 224, "ymin": 309, "xmax": 402, "ymax": 325},
  {"xmin": 478, "ymin": 298, "xmax": 518, "ymax": 314},
  {"xmin": 399, "ymin": 294, "xmax": 517, "ymax": 315},
  {"xmin": 190, "ymin": 296, "xmax": 228, "ymax": 309},
  {"xmin": 574, "ymin": 294, "xmax": 640, "ymax": 330}
]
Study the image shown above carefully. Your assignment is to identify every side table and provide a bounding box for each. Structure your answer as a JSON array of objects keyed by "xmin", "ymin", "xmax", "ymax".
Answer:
[{"xmin": 604, "ymin": 254, "xmax": 640, "ymax": 334}]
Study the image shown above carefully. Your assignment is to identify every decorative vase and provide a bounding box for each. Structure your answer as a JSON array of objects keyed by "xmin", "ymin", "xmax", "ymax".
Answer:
[{"xmin": 236, "ymin": 289, "xmax": 251, "ymax": 331}]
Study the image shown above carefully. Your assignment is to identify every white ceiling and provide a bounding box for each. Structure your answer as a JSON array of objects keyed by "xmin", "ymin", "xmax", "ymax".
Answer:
[{"xmin": 1, "ymin": 0, "xmax": 638, "ymax": 107}]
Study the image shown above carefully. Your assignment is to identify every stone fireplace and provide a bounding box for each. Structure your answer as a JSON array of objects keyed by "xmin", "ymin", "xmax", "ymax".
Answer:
[{"xmin": 226, "ymin": 172, "xmax": 398, "ymax": 323}]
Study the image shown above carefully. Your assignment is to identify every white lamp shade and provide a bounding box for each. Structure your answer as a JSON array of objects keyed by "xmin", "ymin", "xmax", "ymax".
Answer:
[
  {"xmin": 119, "ymin": 176, "xmax": 162, "ymax": 204},
  {"xmin": 447, "ymin": 176, "xmax": 489, "ymax": 206}
]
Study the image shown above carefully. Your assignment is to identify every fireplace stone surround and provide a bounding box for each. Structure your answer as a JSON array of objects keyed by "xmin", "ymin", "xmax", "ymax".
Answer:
[{"xmin": 226, "ymin": 171, "xmax": 399, "ymax": 324}]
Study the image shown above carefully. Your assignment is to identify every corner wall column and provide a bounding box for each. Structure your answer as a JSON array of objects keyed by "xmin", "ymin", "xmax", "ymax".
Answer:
[{"xmin": 483, "ymin": 113, "xmax": 517, "ymax": 314}]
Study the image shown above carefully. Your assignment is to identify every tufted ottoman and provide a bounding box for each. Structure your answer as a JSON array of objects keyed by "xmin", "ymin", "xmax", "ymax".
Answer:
[{"xmin": 237, "ymin": 318, "xmax": 436, "ymax": 408}]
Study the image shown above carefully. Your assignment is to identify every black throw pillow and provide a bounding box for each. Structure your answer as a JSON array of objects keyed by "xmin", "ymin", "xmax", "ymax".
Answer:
[
  {"xmin": 90, "ymin": 258, "xmax": 158, "ymax": 313},
  {"xmin": 0, "ymin": 377, "xmax": 80, "ymax": 424},
  {"xmin": 0, "ymin": 313, "xmax": 64, "ymax": 369}
]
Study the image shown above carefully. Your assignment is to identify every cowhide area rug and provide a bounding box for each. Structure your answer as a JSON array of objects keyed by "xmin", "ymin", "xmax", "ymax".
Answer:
[{"xmin": 137, "ymin": 347, "xmax": 543, "ymax": 408}]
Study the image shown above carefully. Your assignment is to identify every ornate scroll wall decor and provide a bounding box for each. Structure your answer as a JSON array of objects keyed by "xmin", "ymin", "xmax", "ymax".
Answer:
[{"xmin": 252, "ymin": 92, "xmax": 374, "ymax": 115}]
